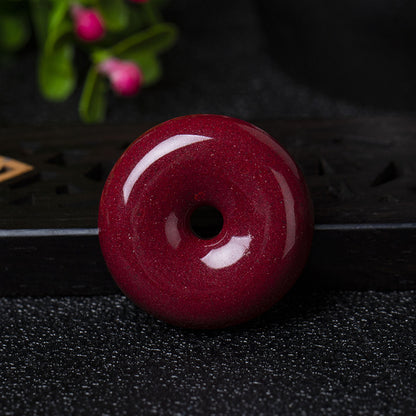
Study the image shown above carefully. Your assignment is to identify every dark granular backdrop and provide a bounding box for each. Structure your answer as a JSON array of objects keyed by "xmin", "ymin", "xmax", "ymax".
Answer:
[
  {"xmin": 1, "ymin": 291, "xmax": 415, "ymax": 416},
  {"xmin": 0, "ymin": 0, "xmax": 415, "ymax": 415},
  {"xmin": 1, "ymin": 0, "xmax": 411, "ymax": 125}
]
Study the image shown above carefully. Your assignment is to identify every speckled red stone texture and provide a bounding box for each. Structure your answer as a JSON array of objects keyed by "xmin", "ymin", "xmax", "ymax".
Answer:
[{"xmin": 99, "ymin": 115, "xmax": 314, "ymax": 329}]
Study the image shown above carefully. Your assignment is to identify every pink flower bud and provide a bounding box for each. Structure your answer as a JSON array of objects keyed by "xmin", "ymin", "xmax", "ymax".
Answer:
[
  {"xmin": 98, "ymin": 58, "xmax": 143, "ymax": 96},
  {"xmin": 71, "ymin": 4, "xmax": 105, "ymax": 42}
]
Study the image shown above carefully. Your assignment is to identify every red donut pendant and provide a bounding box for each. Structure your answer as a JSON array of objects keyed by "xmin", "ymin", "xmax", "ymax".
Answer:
[{"xmin": 99, "ymin": 115, "xmax": 314, "ymax": 329}]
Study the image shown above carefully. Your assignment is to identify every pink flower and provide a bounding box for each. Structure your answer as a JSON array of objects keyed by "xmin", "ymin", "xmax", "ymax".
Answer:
[
  {"xmin": 98, "ymin": 58, "xmax": 143, "ymax": 96},
  {"xmin": 71, "ymin": 4, "xmax": 105, "ymax": 42}
]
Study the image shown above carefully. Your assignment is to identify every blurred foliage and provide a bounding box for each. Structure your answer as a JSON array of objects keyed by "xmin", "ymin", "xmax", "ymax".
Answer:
[{"xmin": 0, "ymin": 0, "xmax": 178, "ymax": 122}]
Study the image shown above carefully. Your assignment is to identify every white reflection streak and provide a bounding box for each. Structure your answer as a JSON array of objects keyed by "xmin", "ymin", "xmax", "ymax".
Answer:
[
  {"xmin": 201, "ymin": 235, "xmax": 252, "ymax": 270},
  {"xmin": 123, "ymin": 134, "xmax": 212, "ymax": 204},
  {"xmin": 165, "ymin": 212, "xmax": 181, "ymax": 249},
  {"xmin": 272, "ymin": 169, "xmax": 296, "ymax": 258}
]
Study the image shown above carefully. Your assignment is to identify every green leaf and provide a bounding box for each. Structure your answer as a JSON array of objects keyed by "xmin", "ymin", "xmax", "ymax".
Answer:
[
  {"xmin": 140, "ymin": 54, "xmax": 162, "ymax": 86},
  {"xmin": 38, "ymin": 23, "xmax": 76, "ymax": 101},
  {"xmin": 98, "ymin": 0, "xmax": 128, "ymax": 32},
  {"xmin": 39, "ymin": 44, "xmax": 76, "ymax": 101},
  {"xmin": 125, "ymin": 52, "xmax": 162, "ymax": 87},
  {"xmin": 0, "ymin": 13, "xmax": 29, "ymax": 52},
  {"xmin": 79, "ymin": 67, "xmax": 107, "ymax": 123},
  {"xmin": 111, "ymin": 23, "xmax": 178, "ymax": 58}
]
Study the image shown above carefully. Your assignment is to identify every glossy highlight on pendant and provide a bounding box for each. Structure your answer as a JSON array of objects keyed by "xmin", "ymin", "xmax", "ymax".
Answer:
[{"xmin": 98, "ymin": 115, "xmax": 314, "ymax": 329}]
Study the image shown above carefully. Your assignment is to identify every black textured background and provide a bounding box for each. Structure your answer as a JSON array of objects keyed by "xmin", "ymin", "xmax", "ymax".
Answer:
[
  {"xmin": 1, "ymin": 0, "xmax": 415, "ymax": 414},
  {"xmin": 0, "ymin": 0, "xmax": 408, "ymax": 125},
  {"xmin": 1, "ymin": 291, "xmax": 416, "ymax": 416}
]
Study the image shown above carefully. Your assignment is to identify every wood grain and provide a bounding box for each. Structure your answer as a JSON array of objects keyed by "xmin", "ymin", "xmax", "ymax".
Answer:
[{"xmin": 0, "ymin": 118, "xmax": 415, "ymax": 294}]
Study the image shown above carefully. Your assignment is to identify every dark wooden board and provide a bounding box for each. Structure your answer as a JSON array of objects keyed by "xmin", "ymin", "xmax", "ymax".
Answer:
[{"xmin": 0, "ymin": 118, "xmax": 415, "ymax": 294}]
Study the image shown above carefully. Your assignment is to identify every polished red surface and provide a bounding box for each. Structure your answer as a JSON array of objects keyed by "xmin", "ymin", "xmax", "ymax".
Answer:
[{"xmin": 99, "ymin": 115, "xmax": 313, "ymax": 328}]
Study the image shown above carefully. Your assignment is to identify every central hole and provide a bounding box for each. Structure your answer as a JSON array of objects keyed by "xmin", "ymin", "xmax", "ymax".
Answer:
[{"xmin": 190, "ymin": 205, "xmax": 224, "ymax": 239}]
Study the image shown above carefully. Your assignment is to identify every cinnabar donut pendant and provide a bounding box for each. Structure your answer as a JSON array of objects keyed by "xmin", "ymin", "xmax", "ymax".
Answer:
[{"xmin": 99, "ymin": 115, "xmax": 313, "ymax": 329}]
